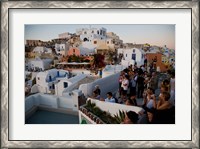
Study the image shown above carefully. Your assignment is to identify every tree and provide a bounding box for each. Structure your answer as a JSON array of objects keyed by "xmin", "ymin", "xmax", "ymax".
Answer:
[{"xmin": 92, "ymin": 54, "xmax": 105, "ymax": 69}]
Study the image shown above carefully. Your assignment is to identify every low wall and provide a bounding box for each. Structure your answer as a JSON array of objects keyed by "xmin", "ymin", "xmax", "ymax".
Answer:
[
  {"xmin": 25, "ymin": 93, "xmax": 79, "ymax": 114},
  {"xmin": 79, "ymin": 73, "xmax": 120, "ymax": 98},
  {"xmin": 71, "ymin": 69, "xmax": 91, "ymax": 75},
  {"xmin": 88, "ymin": 98, "xmax": 142, "ymax": 116}
]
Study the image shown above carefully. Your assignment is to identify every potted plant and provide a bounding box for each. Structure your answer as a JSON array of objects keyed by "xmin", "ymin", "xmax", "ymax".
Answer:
[{"xmin": 113, "ymin": 110, "xmax": 126, "ymax": 124}]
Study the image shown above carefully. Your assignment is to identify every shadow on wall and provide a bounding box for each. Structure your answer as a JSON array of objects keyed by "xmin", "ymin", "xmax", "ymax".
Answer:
[{"xmin": 79, "ymin": 72, "xmax": 120, "ymax": 99}]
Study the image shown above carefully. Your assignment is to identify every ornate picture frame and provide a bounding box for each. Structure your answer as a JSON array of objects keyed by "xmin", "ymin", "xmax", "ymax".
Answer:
[{"xmin": 1, "ymin": 1, "xmax": 199, "ymax": 148}]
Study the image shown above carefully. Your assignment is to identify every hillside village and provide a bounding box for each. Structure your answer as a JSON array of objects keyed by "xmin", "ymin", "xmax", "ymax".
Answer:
[{"xmin": 25, "ymin": 27, "xmax": 175, "ymax": 124}]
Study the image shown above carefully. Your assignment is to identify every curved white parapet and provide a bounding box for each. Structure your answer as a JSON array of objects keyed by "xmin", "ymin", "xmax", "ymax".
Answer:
[
  {"xmin": 78, "ymin": 98, "xmax": 143, "ymax": 124},
  {"xmin": 88, "ymin": 98, "xmax": 142, "ymax": 116}
]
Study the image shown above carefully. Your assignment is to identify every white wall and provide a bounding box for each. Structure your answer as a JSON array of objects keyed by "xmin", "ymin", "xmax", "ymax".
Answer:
[
  {"xmin": 117, "ymin": 48, "xmax": 123, "ymax": 55},
  {"xmin": 86, "ymin": 98, "xmax": 142, "ymax": 116},
  {"xmin": 25, "ymin": 92, "xmax": 82, "ymax": 113},
  {"xmin": 43, "ymin": 61, "xmax": 51, "ymax": 70},
  {"xmin": 121, "ymin": 59, "xmax": 135, "ymax": 67},
  {"xmin": 58, "ymin": 96, "xmax": 73, "ymax": 109},
  {"xmin": 71, "ymin": 69, "xmax": 91, "ymax": 75},
  {"xmin": 121, "ymin": 48, "xmax": 145, "ymax": 67},
  {"xmin": 38, "ymin": 94, "xmax": 58, "ymax": 109},
  {"xmin": 55, "ymin": 80, "xmax": 69, "ymax": 96},
  {"xmin": 79, "ymin": 72, "xmax": 120, "ymax": 98},
  {"xmin": 30, "ymin": 61, "xmax": 44, "ymax": 70},
  {"xmin": 55, "ymin": 43, "xmax": 69, "ymax": 56}
]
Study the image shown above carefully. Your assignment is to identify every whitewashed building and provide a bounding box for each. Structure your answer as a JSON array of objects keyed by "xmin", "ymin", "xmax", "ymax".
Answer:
[
  {"xmin": 118, "ymin": 48, "xmax": 145, "ymax": 67},
  {"xmin": 55, "ymin": 74, "xmax": 87, "ymax": 96},
  {"xmin": 29, "ymin": 57, "xmax": 52, "ymax": 71},
  {"xmin": 33, "ymin": 46, "xmax": 52, "ymax": 54},
  {"xmin": 78, "ymin": 27, "xmax": 107, "ymax": 41},
  {"xmin": 76, "ymin": 28, "xmax": 107, "ymax": 52},
  {"xmin": 31, "ymin": 69, "xmax": 69, "ymax": 94},
  {"xmin": 55, "ymin": 43, "xmax": 69, "ymax": 56}
]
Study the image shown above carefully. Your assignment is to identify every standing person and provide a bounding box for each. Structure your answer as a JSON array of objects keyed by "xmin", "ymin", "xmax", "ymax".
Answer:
[
  {"xmin": 144, "ymin": 72, "xmax": 150, "ymax": 89},
  {"xmin": 137, "ymin": 73, "xmax": 145, "ymax": 98},
  {"xmin": 130, "ymin": 71, "xmax": 137, "ymax": 97},
  {"xmin": 148, "ymin": 72, "xmax": 158, "ymax": 91},
  {"xmin": 139, "ymin": 87, "xmax": 156, "ymax": 116},
  {"xmin": 99, "ymin": 69, "xmax": 102, "ymax": 78},
  {"xmin": 118, "ymin": 71, "xmax": 124, "ymax": 96},
  {"xmin": 169, "ymin": 71, "xmax": 175, "ymax": 106},
  {"xmin": 121, "ymin": 75, "xmax": 129, "ymax": 96},
  {"xmin": 144, "ymin": 58, "xmax": 147, "ymax": 67}
]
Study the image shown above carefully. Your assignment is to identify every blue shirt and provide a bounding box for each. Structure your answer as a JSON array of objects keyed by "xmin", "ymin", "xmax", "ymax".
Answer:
[{"xmin": 105, "ymin": 97, "xmax": 115, "ymax": 103}]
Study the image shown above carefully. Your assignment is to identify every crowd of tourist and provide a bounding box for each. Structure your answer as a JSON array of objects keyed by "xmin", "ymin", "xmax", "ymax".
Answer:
[{"xmin": 90, "ymin": 64, "xmax": 175, "ymax": 124}]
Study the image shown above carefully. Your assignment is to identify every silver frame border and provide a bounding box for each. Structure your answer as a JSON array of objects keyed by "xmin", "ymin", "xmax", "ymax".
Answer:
[{"xmin": 1, "ymin": 1, "xmax": 199, "ymax": 148}]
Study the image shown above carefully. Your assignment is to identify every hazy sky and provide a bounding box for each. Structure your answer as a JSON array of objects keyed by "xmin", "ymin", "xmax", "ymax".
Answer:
[{"xmin": 25, "ymin": 24, "xmax": 175, "ymax": 49}]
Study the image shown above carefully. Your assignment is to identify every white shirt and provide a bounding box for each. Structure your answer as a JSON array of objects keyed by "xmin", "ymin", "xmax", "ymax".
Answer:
[{"xmin": 121, "ymin": 79, "xmax": 129, "ymax": 90}]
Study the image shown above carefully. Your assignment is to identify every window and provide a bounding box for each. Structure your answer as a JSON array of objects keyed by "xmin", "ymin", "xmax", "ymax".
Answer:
[
  {"xmin": 94, "ymin": 41, "xmax": 97, "ymax": 44},
  {"xmin": 73, "ymin": 49, "xmax": 75, "ymax": 53},
  {"xmin": 49, "ymin": 86, "xmax": 52, "ymax": 89},
  {"xmin": 63, "ymin": 82, "xmax": 68, "ymax": 88},
  {"xmin": 84, "ymin": 31, "xmax": 87, "ymax": 34},
  {"xmin": 141, "ymin": 54, "xmax": 144, "ymax": 59},
  {"xmin": 133, "ymin": 49, "xmax": 135, "ymax": 53},
  {"xmin": 126, "ymin": 54, "xmax": 127, "ymax": 57},
  {"xmin": 97, "ymin": 31, "xmax": 99, "ymax": 34},
  {"xmin": 107, "ymin": 41, "xmax": 109, "ymax": 44},
  {"xmin": 91, "ymin": 30, "xmax": 94, "ymax": 33},
  {"xmin": 38, "ymin": 77, "xmax": 40, "ymax": 80},
  {"xmin": 100, "ymin": 30, "xmax": 102, "ymax": 35}
]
